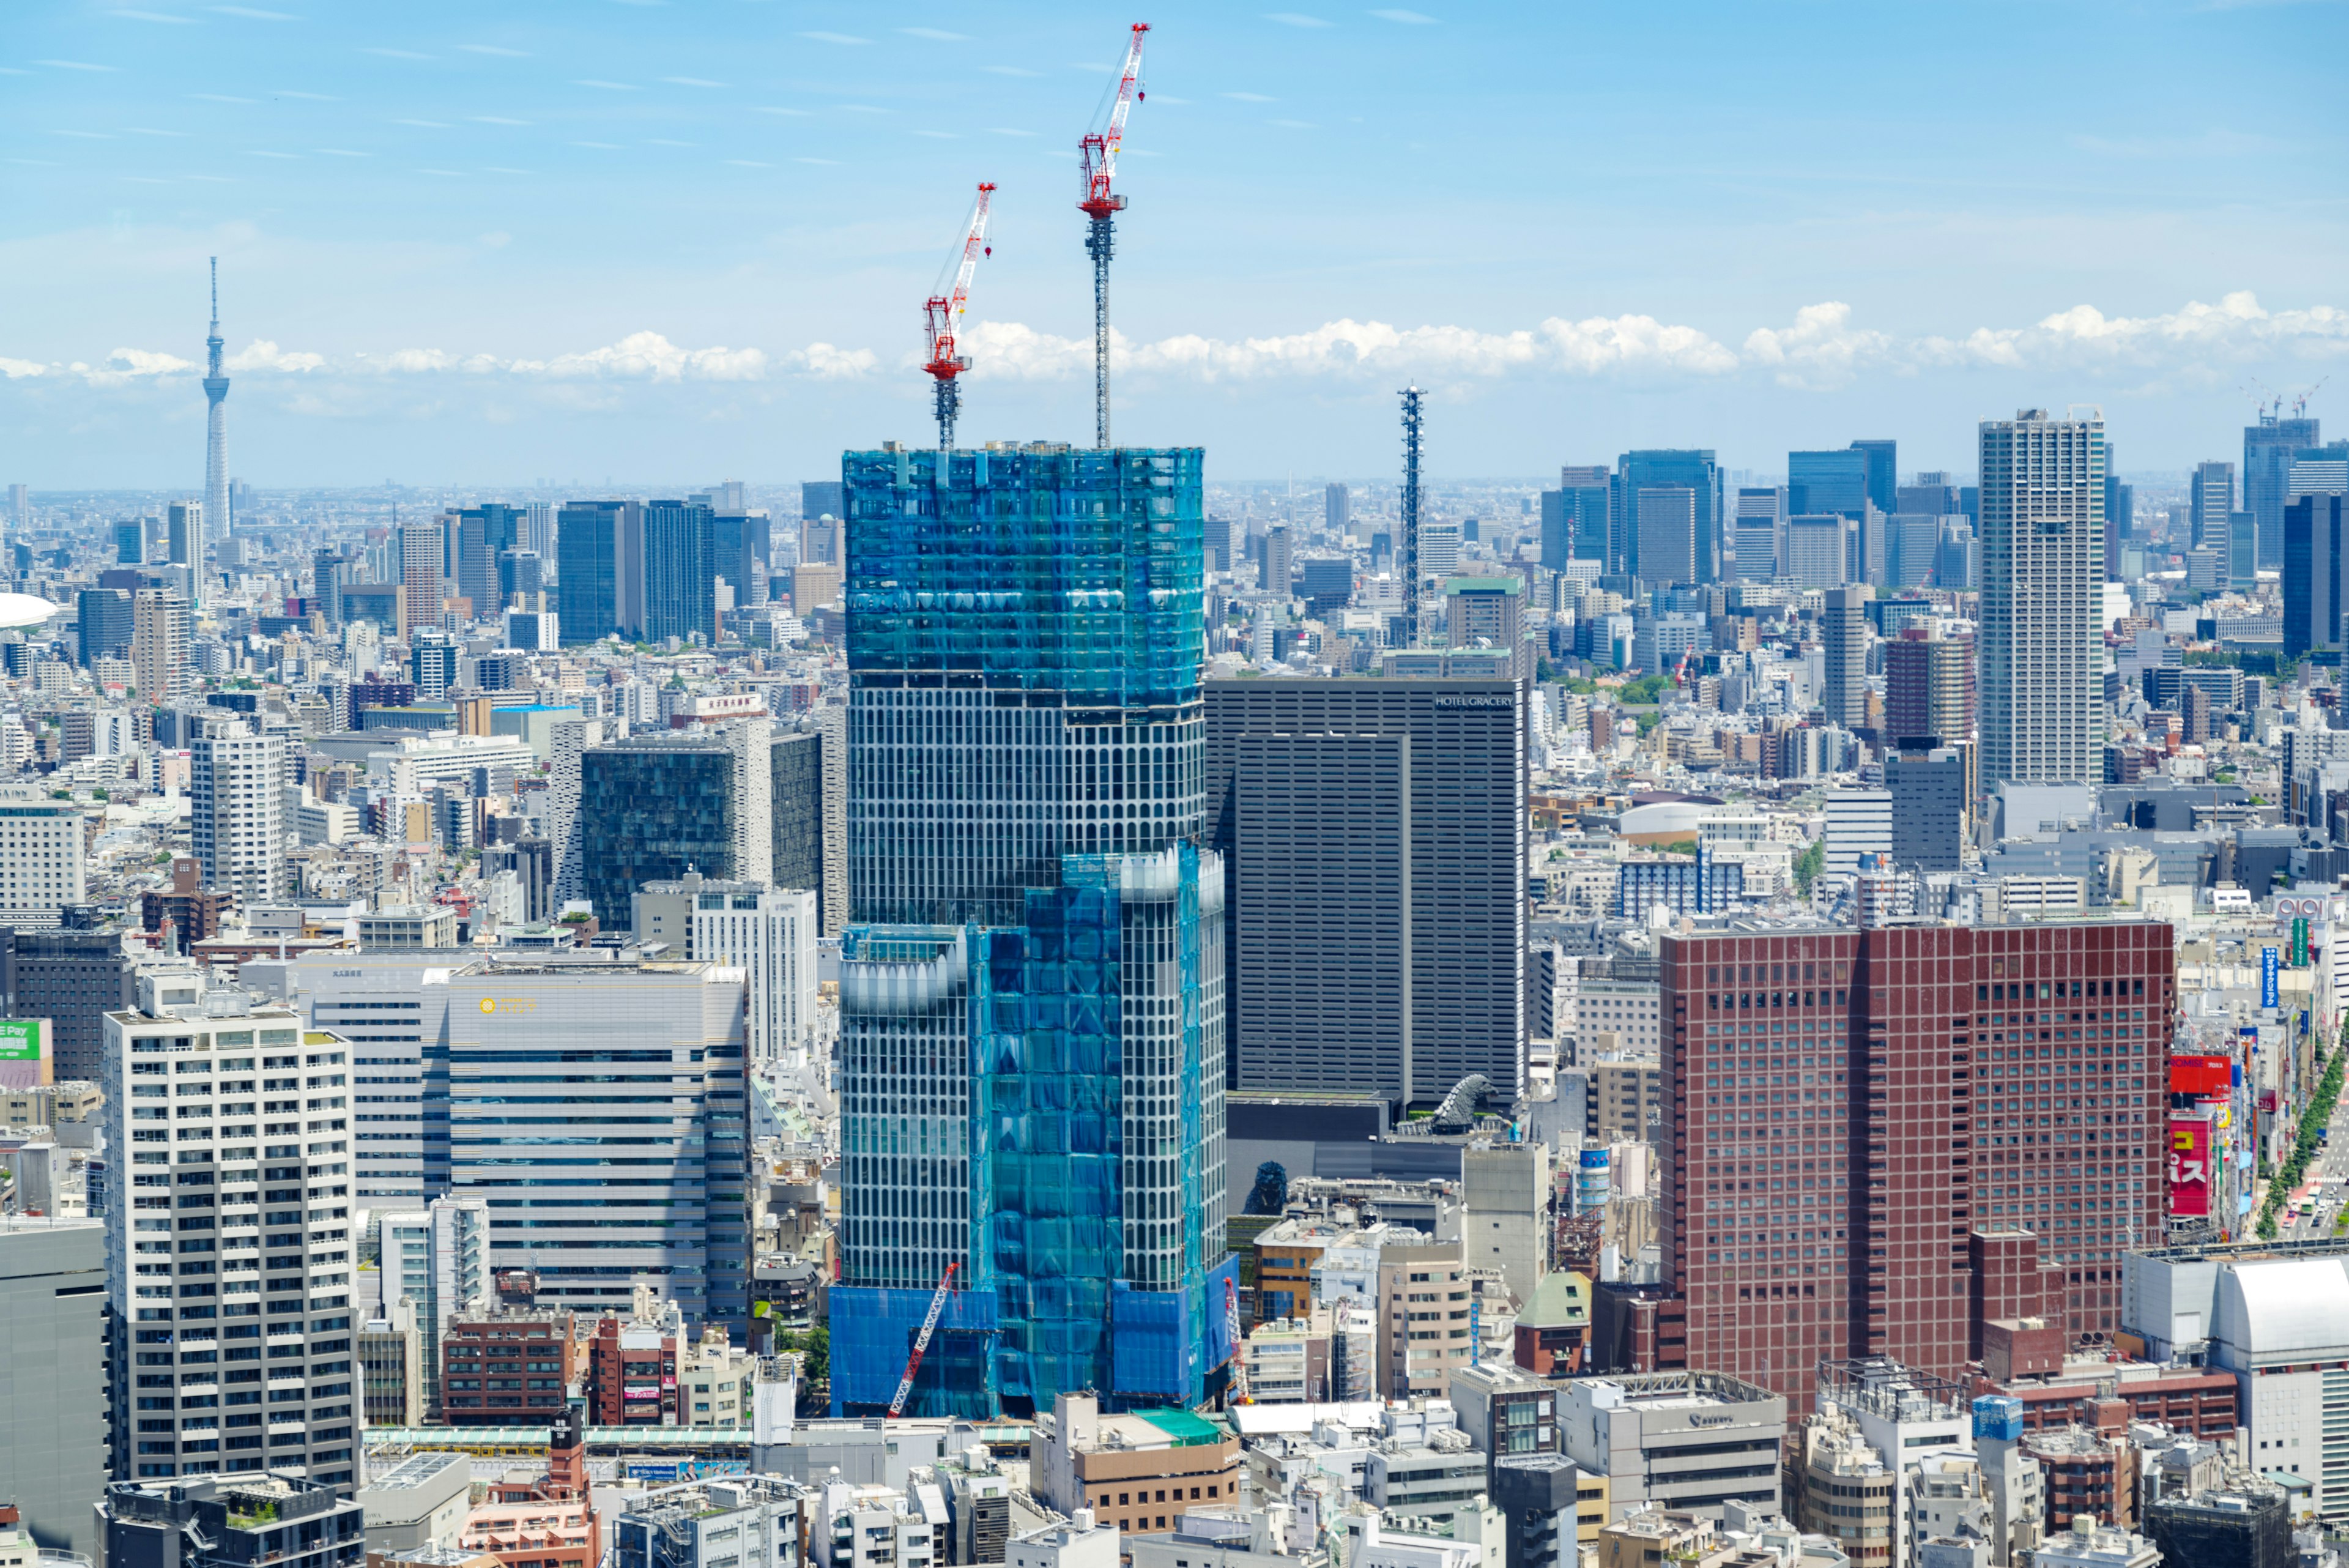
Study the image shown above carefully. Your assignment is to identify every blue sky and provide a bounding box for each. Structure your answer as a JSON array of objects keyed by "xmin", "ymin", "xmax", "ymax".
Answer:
[{"xmin": 4, "ymin": 0, "xmax": 2345, "ymax": 488}]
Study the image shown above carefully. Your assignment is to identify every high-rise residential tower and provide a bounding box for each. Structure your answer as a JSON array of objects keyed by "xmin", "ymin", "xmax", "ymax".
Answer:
[
  {"xmin": 202, "ymin": 259, "xmax": 229, "ymax": 592},
  {"xmin": 1324, "ymin": 482, "xmax": 1349, "ymax": 537},
  {"xmin": 1818, "ymin": 587, "xmax": 1868, "ymax": 728},
  {"xmin": 831, "ymin": 443, "xmax": 1231, "ymax": 1420},
  {"xmin": 131, "ymin": 588, "xmax": 191, "ymax": 705},
  {"xmin": 192, "ymin": 726, "xmax": 287, "ymax": 903},
  {"xmin": 102, "ymin": 975, "xmax": 360, "ymax": 1487},
  {"xmin": 1978, "ymin": 408, "xmax": 2106, "ymax": 790}
]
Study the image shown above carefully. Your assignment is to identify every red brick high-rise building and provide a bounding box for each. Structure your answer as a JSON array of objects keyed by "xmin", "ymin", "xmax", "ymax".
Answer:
[{"xmin": 1658, "ymin": 922, "xmax": 2172, "ymax": 1412}]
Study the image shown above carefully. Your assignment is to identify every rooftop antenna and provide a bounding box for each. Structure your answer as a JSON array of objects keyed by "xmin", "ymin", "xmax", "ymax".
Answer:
[{"xmin": 1398, "ymin": 385, "xmax": 1423, "ymax": 649}]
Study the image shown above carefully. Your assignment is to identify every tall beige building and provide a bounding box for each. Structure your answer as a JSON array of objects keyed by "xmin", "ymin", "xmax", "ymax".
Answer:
[
  {"xmin": 130, "ymin": 587, "xmax": 190, "ymax": 702},
  {"xmin": 1978, "ymin": 408, "xmax": 2105, "ymax": 788}
]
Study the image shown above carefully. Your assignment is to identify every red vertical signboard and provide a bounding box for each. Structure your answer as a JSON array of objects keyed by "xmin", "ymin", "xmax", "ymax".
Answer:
[{"xmin": 2169, "ymin": 1114, "xmax": 2212, "ymax": 1219}]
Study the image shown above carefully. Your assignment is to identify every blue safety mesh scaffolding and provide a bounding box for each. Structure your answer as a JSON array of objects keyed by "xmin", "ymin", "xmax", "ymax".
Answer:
[
  {"xmin": 826, "ymin": 1283, "xmax": 1001, "ymax": 1419},
  {"xmin": 980, "ymin": 863, "xmax": 1126, "ymax": 1408},
  {"xmin": 842, "ymin": 445, "xmax": 1205, "ymax": 707}
]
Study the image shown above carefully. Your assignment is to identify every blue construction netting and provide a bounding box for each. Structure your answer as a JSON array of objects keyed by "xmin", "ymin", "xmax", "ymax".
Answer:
[
  {"xmin": 828, "ymin": 1283, "xmax": 1000, "ymax": 1419},
  {"xmin": 842, "ymin": 445, "xmax": 1205, "ymax": 708}
]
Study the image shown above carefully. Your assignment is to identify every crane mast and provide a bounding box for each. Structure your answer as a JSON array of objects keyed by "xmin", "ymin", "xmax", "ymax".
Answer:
[
  {"xmin": 922, "ymin": 183, "xmax": 996, "ymax": 451},
  {"xmin": 1078, "ymin": 23, "xmax": 1149, "ymax": 449},
  {"xmin": 888, "ymin": 1260, "xmax": 960, "ymax": 1418}
]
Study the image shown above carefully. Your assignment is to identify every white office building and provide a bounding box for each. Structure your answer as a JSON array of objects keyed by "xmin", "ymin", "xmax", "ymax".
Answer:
[
  {"xmin": 191, "ymin": 727, "xmax": 287, "ymax": 903},
  {"xmin": 100, "ymin": 972, "xmax": 360, "ymax": 1487},
  {"xmin": 243, "ymin": 951, "xmax": 461, "ymax": 1208},
  {"xmin": 633, "ymin": 872, "xmax": 820, "ymax": 1067},
  {"xmin": 0, "ymin": 782, "xmax": 89, "ymax": 927},
  {"xmin": 1979, "ymin": 408, "xmax": 2105, "ymax": 788},
  {"xmin": 1823, "ymin": 789, "xmax": 1894, "ymax": 879},
  {"xmin": 371, "ymin": 1195, "xmax": 489, "ymax": 1419}
]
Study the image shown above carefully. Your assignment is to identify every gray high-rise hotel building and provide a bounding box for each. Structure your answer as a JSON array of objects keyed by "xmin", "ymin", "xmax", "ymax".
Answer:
[{"xmin": 1206, "ymin": 677, "xmax": 1526, "ymax": 1106}]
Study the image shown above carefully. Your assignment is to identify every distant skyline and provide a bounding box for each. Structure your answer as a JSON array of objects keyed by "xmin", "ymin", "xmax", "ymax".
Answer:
[{"xmin": 3, "ymin": 1, "xmax": 2344, "ymax": 487}]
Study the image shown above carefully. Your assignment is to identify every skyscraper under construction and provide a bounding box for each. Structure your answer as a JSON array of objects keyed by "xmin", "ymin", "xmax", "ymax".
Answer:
[{"xmin": 828, "ymin": 442, "xmax": 1236, "ymax": 1419}]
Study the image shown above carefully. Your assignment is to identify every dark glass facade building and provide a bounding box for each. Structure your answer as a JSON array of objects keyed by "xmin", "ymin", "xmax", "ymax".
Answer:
[
  {"xmin": 644, "ymin": 498, "xmax": 718, "ymax": 645},
  {"xmin": 1614, "ymin": 449, "xmax": 1724, "ymax": 584},
  {"xmin": 577, "ymin": 729, "xmax": 762, "ymax": 929},
  {"xmin": 556, "ymin": 499, "xmax": 636, "ymax": 643}
]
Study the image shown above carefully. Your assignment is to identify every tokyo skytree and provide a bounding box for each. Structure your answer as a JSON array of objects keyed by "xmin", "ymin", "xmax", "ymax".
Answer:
[{"xmin": 202, "ymin": 256, "xmax": 229, "ymax": 585}]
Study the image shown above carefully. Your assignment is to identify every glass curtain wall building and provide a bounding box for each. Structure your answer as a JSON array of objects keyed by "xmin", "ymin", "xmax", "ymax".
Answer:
[{"xmin": 831, "ymin": 443, "xmax": 1236, "ymax": 1420}]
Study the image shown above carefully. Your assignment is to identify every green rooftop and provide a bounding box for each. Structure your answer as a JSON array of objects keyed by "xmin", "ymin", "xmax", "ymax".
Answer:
[{"xmin": 1134, "ymin": 1408, "xmax": 1226, "ymax": 1446}]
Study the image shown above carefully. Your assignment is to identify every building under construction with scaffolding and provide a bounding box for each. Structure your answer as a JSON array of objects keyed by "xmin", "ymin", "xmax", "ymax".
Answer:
[{"xmin": 828, "ymin": 442, "xmax": 1239, "ymax": 1419}]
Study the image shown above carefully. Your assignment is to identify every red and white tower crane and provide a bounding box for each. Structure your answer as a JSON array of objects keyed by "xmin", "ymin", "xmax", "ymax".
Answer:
[
  {"xmin": 1078, "ymin": 23, "xmax": 1148, "ymax": 450},
  {"xmin": 922, "ymin": 182, "xmax": 996, "ymax": 451},
  {"xmin": 887, "ymin": 1260, "xmax": 959, "ymax": 1418}
]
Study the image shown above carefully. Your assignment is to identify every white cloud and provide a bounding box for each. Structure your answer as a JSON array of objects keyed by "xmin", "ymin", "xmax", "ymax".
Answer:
[
  {"xmin": 962, "ymin": 314, "xmax": 1739, "ymax": 381},
  {"xmin": 789, "ymin": 343, "xmax": 879, "ymax": 379},
  {"xmin": 1742, "ymin": 302, "xmax": 1895, "ymax": 388},
  {"xmin": 226, "ymin": 338, "xmax": 324, "ymax": 371},
  {"xmin": 78, "ymin": 347, "xmax": 196, "ymax": 385},
  {"xmin": 18, "ymin": 294, "xmax": 2338, "ymax": 404},
  {"xmin": 1264, "ymin": 12, "xmax": 1334, "ymax": 25}
]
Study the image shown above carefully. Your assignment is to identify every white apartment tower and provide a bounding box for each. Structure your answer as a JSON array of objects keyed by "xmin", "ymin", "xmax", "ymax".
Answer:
[
  {"xmin": 102, "ymin": 975, "xmax": 359, "ymax": 1488},
  {"xmin": 192, "ymin": 727, "xmax": 288, "ymax": 902},
  {"xmin": 1978, "ymin": 407, "xmax": 2106, "ymax": 789},
  {"xmin": 0, "ymin": 781, "xmax": 89, "ymax": 926}
]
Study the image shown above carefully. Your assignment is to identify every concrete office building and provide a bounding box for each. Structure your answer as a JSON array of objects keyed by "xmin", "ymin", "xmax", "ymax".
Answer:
[
  {"xmin": 246, "ymin": 951, "xmax": 459, "ymax": 1208},
  {"xmin": 633, "ymin": 872, "xmax": 819, "ymax": 1066},
  {"xmin": 1781, "ymin": 516, "xmax": 1849, "ymax": 589},
  {"xmin": 0, "ymin": 1218, "xmax": 108, "ymax": 1556},
  {"xmin": 833, "ymin": 444, "xmax": 1232, "ymax": 1418},
  {"xmin": 443, "ymin": 959, "xmax": 749, "ymax": 1332},
  {"xmin": 191, "ymin": 727, "xmax": 287, "ymax": 904},
  {"xmin": 1208, "ymin": 677, "xmax": 1525, "ymax": 1106},
  {"xmin": 1, "ymin": 927, "xmax": 130, "ymax": 1081},
  {"xmin": 1887, "ymin": 747, "xmax": 1967, "ymax": 874},
  {"xmin": 100, "ymin": 976, "xmax": 362, "ymax": 1487},
  {"xmin": 1980, "ymin": 409, "xmax": 2106, "ymax": 788},
  {"xmin": 1822, "ymin": 789, "xmax": 1892, "ymax": 879},
  {"xmin": 1559, "ymin": 1372, "xmax": 1787, "ymax": 1525},
  {"xmin": 0, "ymin": 782, "xmax": 89, "ymax": 929},
  {"xmin": 1658, "ymin": 924, "xmax": 2172, "ymax": 1413}
]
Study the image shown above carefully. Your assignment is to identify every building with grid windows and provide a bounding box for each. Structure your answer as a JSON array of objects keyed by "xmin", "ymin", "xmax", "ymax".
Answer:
[
  {"xmin": 578, "ymin": 723, "xmax": 774, "ymax": 929},
  {"xmin": 1653, "ymin": 922, "xmax": 2172, "ymax": 1414},
  {"xmin": 100, "ymin": 975, "xmax": 362, "ymax": 1488},
  {"xmin": 1206, "ymin": 678, "xmax": 1525, "ymax": 1106},
  {"xmin": 1980, "ymin": 409, "xmax": 2106, "ymax": 789},
  {"xmin": 832, "ymin": 444, "xmax": 1234, "ymax": 1419}
]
